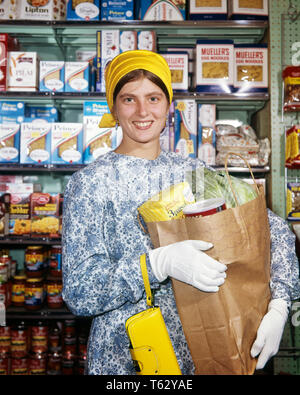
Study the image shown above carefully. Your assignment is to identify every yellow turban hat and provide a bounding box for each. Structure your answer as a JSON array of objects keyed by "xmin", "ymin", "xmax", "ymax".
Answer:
[{"xmin": 99, "ymin": 50, "xmax": 173, "ymax": 127}]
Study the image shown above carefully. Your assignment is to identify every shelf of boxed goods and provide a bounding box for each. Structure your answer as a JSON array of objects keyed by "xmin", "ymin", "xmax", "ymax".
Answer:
[{"xmin": 0, "ymin": 20, "xmax": 268, "ymax": 48}]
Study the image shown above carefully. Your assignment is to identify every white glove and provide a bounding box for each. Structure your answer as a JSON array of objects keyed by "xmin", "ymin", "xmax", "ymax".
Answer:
[
  {"xmin": 250, "ymin": 298, "xmax": 289, "ymax": 370},
  {"xmin": 148, "ymin": 240, "xmax": 227, "ymax": 292}
]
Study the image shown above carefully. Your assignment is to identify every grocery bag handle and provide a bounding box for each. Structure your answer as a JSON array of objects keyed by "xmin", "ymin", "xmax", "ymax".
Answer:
[
  {"xmin": 140, "ymin": 253, "xmax": 154, "ymax": 307},
  {"xmin": 224, "ymin": 152, "xmax": 260, "ymax": 206},
  {"xmin": 137, "ymin": 212, "xmax": 148, "ymax": 234}
]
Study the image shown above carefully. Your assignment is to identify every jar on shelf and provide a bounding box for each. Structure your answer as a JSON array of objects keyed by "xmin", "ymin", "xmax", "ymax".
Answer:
[
  {"xmin": 25, "ymin": 278, "xmax": 44, "ymax": 311},
  {"xmin": 11, "ymin": 274, "xmax": 26, "ymax": 307},
  {"xmin": 30, "ymin": 321, "xmax": 48, "ymax": 355},
  {"xmin": 0, "ymin": 255, "xmax": 9, "ymax": 283},
  {"xmin": 25, "ymin": 246, "xmax": 44, "ymax": 278},
  {"xmin": 0, "ymin": 326, "xmax": 10, "ymax": 358},
  {"xmin": 28, "ymin": 352, "xmax": 46, "ymax": 375},
  {"xmin": 47, "ymin": 351, "xmax": 61, "ymax": 375},
  {"xmin": 49, "ymin": 245, "xmax": 62, "ymax": 277},
  {"xmin": 11, "ymin": 321, "xmax": 28, "ymax": 358},
  {"xmin": 46, "ymin": 276, "xmax": 63, "ymax": 309},
  {"xmin": 11, "ymin": 357, "xmax": 28, "ymax": 375},
  {"xmin": 0, "ymin": 355, "xmax": 10, "ymax": 375}
]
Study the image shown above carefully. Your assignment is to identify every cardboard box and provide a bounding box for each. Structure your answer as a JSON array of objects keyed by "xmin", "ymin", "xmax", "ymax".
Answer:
[
  {"xmin": 30, "ymin": 192, "xmax": 60, "ymax": 238},
  {"xmin": 0, "ymin": 0, "xmax": 17, "ymax": 20},
  {"xmin": 195, "ymin": 40, "xmax": 234, "ymax": 93},
  {"xmin": 233, "ymin": 44, "xmax": 268, "ymax": 93},
  {"xmin": 174, "ymin": 100, "xmax": 197, "ymax": 158},
  {"xmin": 101, "ymin": 0, "xmax": 134, "ymax": 20},
  {"xmin": 20, "ymin": 122, "xmax": 52, "ymax": 165},
  {"xmin": 51, "ymin": 123, "xmax": 83, "ymax": 165},
  {"xmin": 7, "ymin": 52, "xmax": 39, "ymax": 92},
  {"xmin": 76, "ymin": 51, "xmax": 96, "ymax": 92},
  {"xmin": 138, "ymin": 0, "xmax": 186, "ymax": 20},
  {"xmin": 0, "ymin": 34, "xmax": 19, "ymax": 91},
  {"xmin": 16, "ymin": 0, "xmax": 61, "ymax": 20},
  {"xmin": 39, "ymin": 61, "xmax": 65, "ymax": 92},
  {"xmin": 25, "ymin": 105, "xmax": 59, "ymax": 122},
  {"xmin": 6, "ymin": 182, "xmax": 34, "ymax": 238},
  {"xmin": 197, "ymin": 104, "xmax": 216, "ymax": 166},
  {"xmin": 99, "ymin": 30, "xmax": 120, "ymax": 93},
  {"xmin": 0, "ymin": 101, "xmax": 25, "ymax": 124},
  {"xmin": 0, "ymin": 186, "xmax": 10, "ymax": 237},
  {"xmin": 65, "ymin": 61, "xmax": 90, "ymax": 92},
  {"xmin": 137, "ymin": 31, "xmax": 156, "ymax": 51},
  {"xmin": 120, "ymin": 31, "xmax": 137, "ymax": 53},
  {"xmin": 228, "ymin": 0, "xmax": 268, "ymax": 20},
  {"xmin": 188, "ymin": 0, "xmax": 227, "ymax": 20},
  {"xmin": 66, "ymin": 0, "xmax": 100, "ymax": 21},
  {"xmin": 0, "ymin": 124, "xmax": 20, "ymax": 164},
  {"xmin": 161, "ymin": 52, "xmax": 189, "ymax": 91}
]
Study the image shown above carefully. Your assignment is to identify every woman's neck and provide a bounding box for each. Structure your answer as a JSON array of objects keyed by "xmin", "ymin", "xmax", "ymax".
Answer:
[{"xmin": 114, "ymin": 141, "xmax": 161, "ymax": 160}]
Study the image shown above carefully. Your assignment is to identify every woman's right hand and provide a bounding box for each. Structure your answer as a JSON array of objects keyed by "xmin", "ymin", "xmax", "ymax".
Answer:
[{"xmin": 148, "ymin": 240, "xmax": 227, "ymax": 292}]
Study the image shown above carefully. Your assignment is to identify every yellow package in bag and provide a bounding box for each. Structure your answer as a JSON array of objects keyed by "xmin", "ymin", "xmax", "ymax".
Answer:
[
  {"xmin": 125, "ymin": 254, "xmax": 182, "ymax": 375},
  {"xmin": 137, "ymin": 182, "xmax": 195, "ymax": 223}
]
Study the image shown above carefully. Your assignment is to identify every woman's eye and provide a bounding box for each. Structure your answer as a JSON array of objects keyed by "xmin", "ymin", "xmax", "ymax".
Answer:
[
  {"xmin": 150, "ymin": 97, "xmax": 159, "ymax": 102},
  {"xmin": 124, "ymin": 97, "xmax": 134, "ymax": 103}
]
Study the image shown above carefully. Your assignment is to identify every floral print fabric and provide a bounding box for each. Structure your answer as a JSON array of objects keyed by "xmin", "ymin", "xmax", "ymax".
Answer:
[{"xmin": 62, "ymin": 150, "xmax": 300, "ymax": 375}]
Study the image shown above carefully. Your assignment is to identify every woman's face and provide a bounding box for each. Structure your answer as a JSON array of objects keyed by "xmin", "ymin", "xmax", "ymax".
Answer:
[{"xmin": 113, "ymin": 77, "xmax": 169, "ymax": 148}]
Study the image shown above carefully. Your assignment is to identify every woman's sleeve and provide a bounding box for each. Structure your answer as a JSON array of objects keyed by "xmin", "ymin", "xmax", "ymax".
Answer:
[
  {"xmin": 62, "ymin": 171, "xmax": 151, "ymax": 317},
  {"xmin": 268, "ymin": 209, "xmax": 300, "ymax": 304}
]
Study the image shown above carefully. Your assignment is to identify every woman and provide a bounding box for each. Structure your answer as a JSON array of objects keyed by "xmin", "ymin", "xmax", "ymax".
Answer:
[{"xmin": 62, "ymin": 50, "xmax": 300, "ymax": 375}]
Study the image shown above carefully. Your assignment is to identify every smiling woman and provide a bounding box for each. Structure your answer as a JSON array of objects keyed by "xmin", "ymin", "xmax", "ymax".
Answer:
[{"xmin": 62, "ymin": 50, "xmax": 300, "ymax": 376}]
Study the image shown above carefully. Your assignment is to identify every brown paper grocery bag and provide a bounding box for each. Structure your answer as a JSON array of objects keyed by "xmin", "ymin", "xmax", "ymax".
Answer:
[{"xmin": 144, "ymin": 156, "xmax": 271, "ymax": 375}]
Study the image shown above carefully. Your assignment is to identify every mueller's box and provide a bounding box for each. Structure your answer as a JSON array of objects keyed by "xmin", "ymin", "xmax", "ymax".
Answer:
[
  {"xmin": 16, "ymin": 0, "xmax": 62, "ymax": 20},
  {"xmin": 51, "ymin": 122, "xmax": 83, "ymax": 165},
  {"xmin": 20, "ymin": 122, "xmax": 52, "ymax": 165},
  {"xmin": 195, "ymin": 40, "xmax": 234, "ymax": 93},
  {"xmin": 161, "ymin": 52, "xmax": 189, "ymax": 91},
  {"xmin": 137, "ymin": 0, "xmax": 186, "ymax": 20},
  {"xmin": 174, "ymin": 100, "xmax": 197, "ymax": 158},
  {"xmin": 65, "ymin": 62, "xmax": 90, "ymax": 92},
  {"xmin": 228, "ymin": 0, "xmax": 268, "ymax": 20},
  {"xmin": 83, "ymin": 126, "xmax": 122, "ymax": 164},
  {"xmin": 7, "ymin": 52, "xmax": 39, "ymax": 92},
  {"xmin": 66, "ymin": 0, "xmax": 100, "ymax": 21},
  {"xmin": 101, "ymin": 0, "xmax": 134, "ymax": 20},
  {"xmin": 0, "ymin": 101, "xmax": 25, "ymax": 124},
  {"xmin": 0, "ymin": 0, "xmax": 17, "ymax": 20},
  {"xmin": 188, "ymin": 0, "xmax": 227, "ymax": 20},
  {"xmin": 99, "ymin": 30, "xmax": 120, "ymax": 93},
  {"xmin": 233, "ymin": 44, "xmax": 268, "ymax": 93},
  {"xmin": 197, "ymin": 104, "xmax": 216, "ymax": 166},
  {"xmin": 39, "ymin": 61, "xmax": 65, "ymax": 92},
  {"xmin": 30, "ymin": 192, "xmax": 60, "ymax": 238},
  {"xmin": 120, "ymin": 31, "xmax": 137, "ymax": 53},
  {"xmin": 0, "ymin": 124, "xmax": 20, "ymax": 164}
]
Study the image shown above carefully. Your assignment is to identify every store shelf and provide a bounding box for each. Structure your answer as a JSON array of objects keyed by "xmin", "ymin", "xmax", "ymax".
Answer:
[
  {"xmin": 0, "ymin": 237, "xmax": 61, "ymax": 246},
  {"xmin": 5, "ymin": 305, "xmax": 77, "ymax": 320},
  {"xmin": 213, "ymin": 165, "xmax": 270, "ymax": 173},
  {"xmin": 0, "ymin": 164, "xmax": 84, "ymax": 173}
]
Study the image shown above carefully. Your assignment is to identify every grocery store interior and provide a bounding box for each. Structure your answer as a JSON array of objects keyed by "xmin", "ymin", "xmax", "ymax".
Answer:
[{"xmin": 0, "ymin": 0, "xmax": 300, "ymax": 376}]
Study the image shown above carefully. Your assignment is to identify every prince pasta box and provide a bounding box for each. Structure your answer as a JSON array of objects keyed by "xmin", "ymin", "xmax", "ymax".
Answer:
[
  {"xmin": 174, "ymin": 100, "xmax": 197, "ymax": 158},
  {"xmin": 51, "ymin": 123, "xmax": 83, "ymax": 165},
  {"xmin": 20, "ymin": 122, "xmax": 51, "ymax": 165}
]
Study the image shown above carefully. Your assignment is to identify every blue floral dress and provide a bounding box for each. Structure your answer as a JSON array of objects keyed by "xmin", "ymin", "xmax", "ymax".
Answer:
[{"xmin": 62, "ymin": 150, "xmax": 300, "ymax": 375}]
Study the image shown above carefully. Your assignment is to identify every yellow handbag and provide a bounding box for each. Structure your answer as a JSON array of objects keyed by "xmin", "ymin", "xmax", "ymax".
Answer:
[{"xmin": 125, "ymin": 253, "xmax": 182, "ymax": 375}]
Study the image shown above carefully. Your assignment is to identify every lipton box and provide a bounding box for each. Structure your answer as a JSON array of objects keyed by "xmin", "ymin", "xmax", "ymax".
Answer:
[
  {"xmin": 39, "ymin": 61, "xmax": 65, "ymax": 92},
  {"xmin": 66, "ymin": 0, "xmax": 100, "ymax": 20},
  {"xmin": 195, "ymin": 40, "xmax": 234, "ymax": 93},
  {"xmin": 7, "ymin": 52, "xmax": 39, "ymax": 92},
  {"xmin": 161, "ymin": 52, "xmax": 189, "ymax": 91},
  {"xmin": 233, "ymin": 44, "xmax": 268, "ymax": 93},
  {"xmin": 228, "ymin": 0, "xmax": 268, "ymax": 20},
  {"xmin": 0, "ymin": 34, "xmax": 19, "ymax": 91},
  {"xmin": 0, "ymin": 124, "xmax": 20, "ymax": 164},
  {"xmin": 20, "ymin": 122, "xmax": 52, "ymax": 165},
  {"xmin": 188, "ymin": 0, "xmax": 227, "ymax": 20},
  {"xmin": 30, "ymin": 192, "xmax": 60, "ymax": 238},
  {"xmin": 65, "ymin": 62, "xmax": 90, "ymax": 92},
  {"xmin": 6, "ymin": 182, "xmax": 34, "ymax": 238},
  {"xmin": 0, "ymin": 0, "xmax": 17, "ymax": 20},
  {"xmin": 16, "ymin": 0, "xmax": 61, "ymax": 20},
  {"xmin": 51, "ymin": 123, "xmax": 83, "ymax": 165},
  {"xmin": 137, "ymin": 0, "xmax": 186, "ymax": 20},
  {"xmin": 174, "ymin": 100, "xmax": 197, "ymax": 158}
]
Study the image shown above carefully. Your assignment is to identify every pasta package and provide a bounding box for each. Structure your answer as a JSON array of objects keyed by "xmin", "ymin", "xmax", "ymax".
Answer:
[
  {"xmin": 51, "ymin": 123, "xmax": 83, "ymax": 165},
  {"xmin": 20, "ymin": 122, "xmax": 51, "ymax": 165},
  {"xmin": 7, "ymin": 52, "xmax": 39, "ymax": 92},
  {"xmin": 174, "ymin": 100, "xmax": 197, "ymax": 158},
  {"xmin": 228, "ymin": 0, "xmax": 268, "ymax": 20},
  {"xmin": 0, "ymin": 124, "xmax": 20, "ymax": 164},
  {"xmin": 39, "ymin": 61, "xmax": 65, "ymax": 92},
  {"xmin": 66, "ymin": 0, "xmax": 100, "ymax": 21},
  {"xmin": 195, "ymin": 40, "xmax": 234, "ymax": 93},
  {"xmin": 283, "ymin": 66, "xmax": 300, "ymax": 112},
  {"xmin": 161, "ymin": 52, "xmax": 189, "ymax": 91},
  {"xmin": 138, "ymin": 182, "xmax": 195, "ymax": 223},
  {"xmin": 287, "ymin": 183, "xmax": 300, "ymax": 221},
  {"xmin": 30, "ymin": 193, "xmax": 60, "ymax": 238},
  {"xmin": 188, "ymin": 0, "xmax": 227, "ymax": 20},
  {"xmin": 233, "ymin": 44, "xmax": 268, "ymax": 93},
  {"xmin": 285, "ymin": 125, "xmax": 300, "ymax": 168}
]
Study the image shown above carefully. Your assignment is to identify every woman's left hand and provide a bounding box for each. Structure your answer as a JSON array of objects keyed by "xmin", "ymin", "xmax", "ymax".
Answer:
[{"xmin": 250, "ymin": 298, "xmax": 289, "ymax": 370}]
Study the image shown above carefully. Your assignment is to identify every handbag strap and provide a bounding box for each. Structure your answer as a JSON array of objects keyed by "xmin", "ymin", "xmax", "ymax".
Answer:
[{"xmin": 140, "ymin": 254, "xmax": 154, "ymax": 307}]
